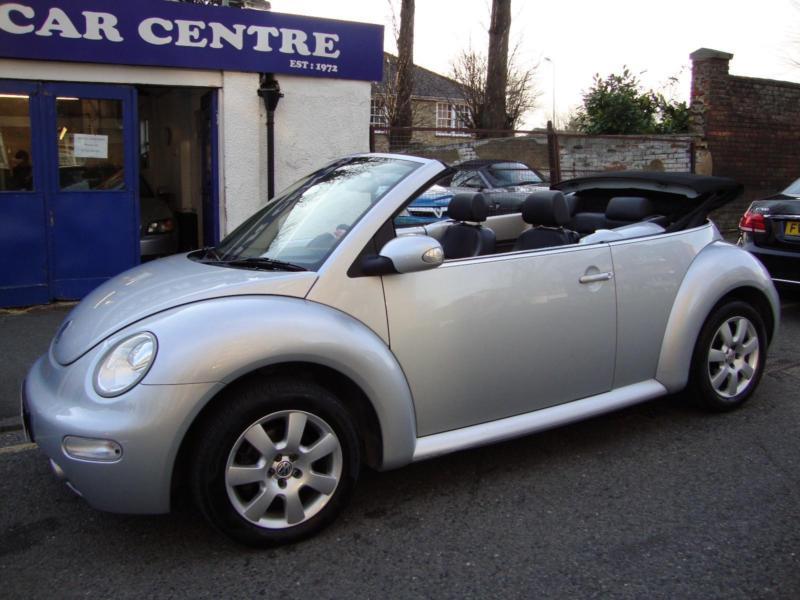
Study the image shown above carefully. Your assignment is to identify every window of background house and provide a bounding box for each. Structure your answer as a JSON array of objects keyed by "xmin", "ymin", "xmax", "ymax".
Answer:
[
  {"xmin": 436, "ymin": 102, "xmax": 470, "ymax": 136},
  {"xmin": 370, "ymin": 98, "xmax": 388, "ymax": 129}
]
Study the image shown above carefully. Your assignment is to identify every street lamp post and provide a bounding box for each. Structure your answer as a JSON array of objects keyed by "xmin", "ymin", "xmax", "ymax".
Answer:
[{"xmin": 544, "ymin": 56, "xmax": 556, "ymax": 129}]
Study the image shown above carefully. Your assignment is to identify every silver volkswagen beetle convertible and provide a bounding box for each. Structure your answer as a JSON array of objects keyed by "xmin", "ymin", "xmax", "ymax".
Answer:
[{"xmin": 23, "ymin": 154, "xmax": 779, "ymax": 546}]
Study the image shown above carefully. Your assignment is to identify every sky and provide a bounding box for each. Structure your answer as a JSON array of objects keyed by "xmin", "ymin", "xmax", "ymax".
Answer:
[{"xmin": 269, "ymin": 0, "xmax": 800, "ymax": 129}]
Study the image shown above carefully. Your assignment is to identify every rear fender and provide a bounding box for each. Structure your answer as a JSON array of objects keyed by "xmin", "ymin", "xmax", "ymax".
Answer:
[{"xmin": 655, "ymin": 242, "xmax": 779, "ymax": 392}]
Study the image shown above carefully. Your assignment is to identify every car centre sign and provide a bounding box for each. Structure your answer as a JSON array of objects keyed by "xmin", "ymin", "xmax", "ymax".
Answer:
[{"xmin": 0, "ymin": 0, "xmax": 384, "ymax": 81}]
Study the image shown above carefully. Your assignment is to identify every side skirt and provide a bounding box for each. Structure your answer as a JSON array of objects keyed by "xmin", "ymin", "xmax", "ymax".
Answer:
[{"xmin": 412, "ymin": 380, "xmax": 667, "ymax": 462}]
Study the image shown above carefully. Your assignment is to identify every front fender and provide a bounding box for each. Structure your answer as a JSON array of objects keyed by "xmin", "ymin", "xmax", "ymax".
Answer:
[
  {"xmin": 138, "ymin": 295, "xmax": 417, "ymax": 469},
  {"xmin": 655, "ymin": 242, "xmax": 780, "ymax": 392}
]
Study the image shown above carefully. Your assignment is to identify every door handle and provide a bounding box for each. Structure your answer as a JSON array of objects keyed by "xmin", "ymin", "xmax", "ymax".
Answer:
[{"xmin": 579, "ymin": 272, "xmax": 613, "ymax": 284}]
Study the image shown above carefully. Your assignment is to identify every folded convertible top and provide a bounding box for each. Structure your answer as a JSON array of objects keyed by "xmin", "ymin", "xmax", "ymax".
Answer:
[{"xmin": 553, "ymin": 171, "xmax": 742, "ymax": 199}]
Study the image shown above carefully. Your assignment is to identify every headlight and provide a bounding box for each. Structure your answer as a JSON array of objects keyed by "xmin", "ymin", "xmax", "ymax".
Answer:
[
  {"xmin": 146, "ymin": 218, "xmax": 175, "ymax": 234},
  {"xmin": 94, "ymin": 332, "xmax": 157, "ymax": 397}
]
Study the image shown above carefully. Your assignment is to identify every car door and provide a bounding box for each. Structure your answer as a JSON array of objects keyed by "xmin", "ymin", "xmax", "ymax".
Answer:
[{"xmin": 382, "ymin": 243, "xmax": 617, "ymax": 437}]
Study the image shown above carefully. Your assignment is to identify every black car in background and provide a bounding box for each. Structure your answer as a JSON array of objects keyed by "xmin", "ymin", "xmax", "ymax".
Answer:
[
  {"xmin": 738, "ymin": 177, "xmax": 800, "ymax": 288},
  {"xmin": 446, "ymin": 159, "xmax": 548, "ymax": 192},
  {"xmin": 444, "ymin": 159, "xmax": 549, "ymax": 216},
  {"xmin": 61, "ymin": 167, "xmax": 179, "ymax": 259}
]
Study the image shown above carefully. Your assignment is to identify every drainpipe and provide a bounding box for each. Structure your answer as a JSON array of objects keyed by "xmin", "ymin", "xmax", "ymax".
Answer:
[{"xmin": 258, "ymin": 74, "xmax": 283, "ymax": 199}]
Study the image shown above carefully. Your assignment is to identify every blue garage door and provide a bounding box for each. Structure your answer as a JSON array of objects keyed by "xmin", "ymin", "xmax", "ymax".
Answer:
[{"xmin": 0, "ymin": 82, "xmax": 138, "ymax": 306}]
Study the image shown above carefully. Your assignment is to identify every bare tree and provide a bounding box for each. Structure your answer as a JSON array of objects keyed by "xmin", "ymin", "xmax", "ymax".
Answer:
[
  {"xmin": 451, "ymin": 44, "xmax": 539, "ymax": 131},
  {"xmin": 484, "ymin": 0, "xmax": 511, "ymax": 131},
  {"xmin": 504, "ymin": 47, "xmax": 540, "ymax": 129},
  {"xmin": 388, "ymin": 0, "xmax": 415, "ymax": 149},
  {"xmin": 450, "ymin": 48, "xmax": 487, "ymax": 130}
]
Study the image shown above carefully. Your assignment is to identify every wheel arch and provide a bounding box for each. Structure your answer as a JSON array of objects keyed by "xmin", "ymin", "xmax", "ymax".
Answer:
[
  {"xmin": 655, "ymin": 242, "xmax": 779, "ymax": 393},
  {"xmin": 130, "ymin": 295, "xmax": 418, "ymax": 511},
  {"xmin": 171, "ymin": 361, "xmax": 386, "ymax": 509}
]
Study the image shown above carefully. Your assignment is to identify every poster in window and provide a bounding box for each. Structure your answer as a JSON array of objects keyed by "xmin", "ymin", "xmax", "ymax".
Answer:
[{"xmin": 73, "ymin": 134, "xmax": 109, "ymax": 159}]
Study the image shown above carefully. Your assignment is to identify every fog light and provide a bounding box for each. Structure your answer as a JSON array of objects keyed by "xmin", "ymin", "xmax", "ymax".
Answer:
[{"xmin": 63, "ymin": 436, "xmax": 123, "ymax": 462}]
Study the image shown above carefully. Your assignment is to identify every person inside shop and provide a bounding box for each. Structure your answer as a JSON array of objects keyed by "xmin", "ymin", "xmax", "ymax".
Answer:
[{"xmin": 11, "ymin": 150, "xmax": 32, "ymax": 191}]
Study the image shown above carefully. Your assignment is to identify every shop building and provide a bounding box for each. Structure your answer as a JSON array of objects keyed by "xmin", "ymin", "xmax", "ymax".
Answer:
[{"xmin": 0, "ymin": 0, "xmax": 382, "ymax": 306}]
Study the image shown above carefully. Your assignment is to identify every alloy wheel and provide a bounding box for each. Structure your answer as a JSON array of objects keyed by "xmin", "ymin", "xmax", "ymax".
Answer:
[
  {"xmin": 224, "ymin": 410, "xmax": 343, "ymax": 529},
  {"xmin": 707, "ymin": 316, "xmax": 760, "ymax": 399}
]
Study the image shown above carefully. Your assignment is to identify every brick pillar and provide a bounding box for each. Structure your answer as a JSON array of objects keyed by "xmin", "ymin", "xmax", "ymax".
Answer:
[{"xmin": 689, "ymin": 48, "xmax": 733, "ymax": 137}]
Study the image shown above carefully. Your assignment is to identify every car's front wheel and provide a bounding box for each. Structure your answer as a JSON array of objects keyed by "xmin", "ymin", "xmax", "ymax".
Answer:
[
  {"xmin": 191, "ymin": 376, "xmax": 360, "ymax": 547},
  {"xmin": 689, "ymin": 300, "xmax": 767, "ymax": 411}
]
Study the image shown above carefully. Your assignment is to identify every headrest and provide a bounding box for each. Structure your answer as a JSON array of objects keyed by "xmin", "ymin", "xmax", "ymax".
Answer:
[
  {"xmin": 605, "ymin": 196, "xmax": 653, "ymax": 221},
  {"xmin": 521, "ymin": 191, "xmax": 570, "ymax": 226},
  {"xmin": 447, "ymin": 193, "xmax": 488, "ymax": 222},
  {"xmin": 564, "ymin": 193, "xmax": 580, "ymax": 216}
]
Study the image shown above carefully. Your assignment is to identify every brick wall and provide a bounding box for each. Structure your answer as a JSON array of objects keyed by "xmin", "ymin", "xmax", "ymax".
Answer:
[
  {"xmin": 558, "ymin": 134, "xmax": 695, "ymax": 180},
  {"xmin": 398, "ymin": 133, "xmax": 551, "ymax": 176},
  {"xmin": 402, "ymin": 132, "xmax": 694, "ymax": 184},
  {"xmin": 690, "ymin": 48, "xmax": 800, "ymax": 232}
]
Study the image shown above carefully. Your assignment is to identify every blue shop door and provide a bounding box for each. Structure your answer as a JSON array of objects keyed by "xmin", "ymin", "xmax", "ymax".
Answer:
[
  {"xmin": 0, "ymin": 82, "xmax": 49, "ymax": 306},
  {"xmin": 43, "ymin": 83, "xmax": 138, "ymax": 300}
]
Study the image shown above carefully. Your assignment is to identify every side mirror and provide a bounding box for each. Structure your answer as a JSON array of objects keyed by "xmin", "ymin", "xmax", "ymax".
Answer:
[{"xmin": 361, "ymin": 235, "xmax": 444, "ymax": 275}]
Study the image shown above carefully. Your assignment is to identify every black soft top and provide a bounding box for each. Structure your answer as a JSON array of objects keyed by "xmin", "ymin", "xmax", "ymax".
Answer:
[{"xmin": 553, "ymin": 171, "xmax": 742, "ymax": 199}]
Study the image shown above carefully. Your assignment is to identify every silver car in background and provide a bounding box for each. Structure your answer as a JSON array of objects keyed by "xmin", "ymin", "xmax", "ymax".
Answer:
[{"xmin": 23, "ymin": 155, "xmax": 779, "ymax": 547}]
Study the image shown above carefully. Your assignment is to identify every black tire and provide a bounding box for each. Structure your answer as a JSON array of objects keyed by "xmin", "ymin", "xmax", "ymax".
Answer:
[
  {"xmin": 191, "ymin": 376, "xmax": 360, "ymax": 547},
  {"xmin": 689, "ymin": 300, "xmax": 767, "ymax": 412}
]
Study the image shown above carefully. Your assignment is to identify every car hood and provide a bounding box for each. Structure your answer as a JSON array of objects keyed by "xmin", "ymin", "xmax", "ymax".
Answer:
[{"xmin": 52, "ymin": 254, "xmax": 318, "ymax": 365}]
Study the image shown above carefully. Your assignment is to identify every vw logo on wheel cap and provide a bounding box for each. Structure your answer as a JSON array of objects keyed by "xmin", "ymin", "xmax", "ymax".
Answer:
[{"xmin": 275, "ymin": 460, "xmax": 293, "ymax": 478}]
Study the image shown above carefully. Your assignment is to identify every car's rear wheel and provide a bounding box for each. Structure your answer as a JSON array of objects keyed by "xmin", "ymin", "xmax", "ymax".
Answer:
[
  {"xmin": 191, "ymin": 376, "xmax": 360, "ymax": 547},
  {"xmin": 689, "ymin": 300, "xmax": 767, "ymax": 411}
]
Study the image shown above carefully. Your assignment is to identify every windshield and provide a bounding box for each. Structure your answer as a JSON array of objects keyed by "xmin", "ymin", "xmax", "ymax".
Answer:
[
  {"xmin": 783, "ymin": 178, "xmax": 800, "ymax": 196},
  {"xmin": 486, "ymin": 162, "xmax": 543, "ymax": 186},
  {"xmin": 212, "ymin": 156, "xmax": 420, "ymax": 270}
]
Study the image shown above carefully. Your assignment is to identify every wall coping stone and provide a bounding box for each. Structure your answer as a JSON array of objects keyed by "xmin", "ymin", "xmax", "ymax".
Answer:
[{"xmin": 690, "ymin": 48, "xmax": 734, "ymax": 62}]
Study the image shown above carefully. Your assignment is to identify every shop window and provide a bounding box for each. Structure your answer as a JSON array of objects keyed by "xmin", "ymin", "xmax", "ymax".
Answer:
[
  {"xmin": 435, "ymin": 102, "xmax": 471, "ymax": 136},
  {"xmin": 56, "ymin": 97, "xmax": 125, "ymax": 191},
  {"xmin": 0, "ymin": 94, "xmax": 33, "ymax": 191}
]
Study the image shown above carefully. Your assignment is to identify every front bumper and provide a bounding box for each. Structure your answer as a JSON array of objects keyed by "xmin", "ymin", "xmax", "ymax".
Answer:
[
  {"xmin": 23, "ymin": 352, "xmax": 221, "ymax": 514},
  {"xmin": 741, "ymin": 239, "xmax": 800, "ymax": 285}
]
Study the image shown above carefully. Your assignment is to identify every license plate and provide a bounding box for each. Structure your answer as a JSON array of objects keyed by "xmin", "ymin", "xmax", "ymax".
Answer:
[{"xmin": 786, "ymin": 221, "xmax": 800, "ymax": 237}]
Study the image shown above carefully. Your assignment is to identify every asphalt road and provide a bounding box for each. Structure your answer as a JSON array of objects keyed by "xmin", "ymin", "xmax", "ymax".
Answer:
[
  {"xmin": 1, "ymin": 297, "xmax": 799, "ymax": 599},
  {"xmin": 0, "ymin": 303, "xmax": 72, "ymax": 426}
]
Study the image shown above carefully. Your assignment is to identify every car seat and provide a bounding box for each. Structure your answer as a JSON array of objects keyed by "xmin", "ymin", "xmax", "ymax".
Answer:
[
  {"xmin": 514, "ymin": 191, "xmax": 580, "ymax": 251},
  {"xmin": 605, "ymin": 196, "xmax": 665, "ymax": 228},
  {"xmin": 440, "ymin": 193, "xmax": 496, "ymax": 259}
]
